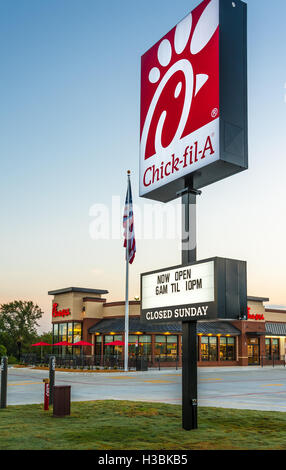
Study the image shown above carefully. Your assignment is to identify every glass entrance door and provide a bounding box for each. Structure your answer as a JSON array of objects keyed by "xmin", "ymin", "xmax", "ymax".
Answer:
[{"xmin": 248, "ymin": 338, "xmax": 260, "ymax": 365}]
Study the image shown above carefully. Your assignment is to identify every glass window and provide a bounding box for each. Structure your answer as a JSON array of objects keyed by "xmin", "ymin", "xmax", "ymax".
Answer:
[
  {"xmin": 166, "ymin": 336, "xmax": 178, "ymax": 359},
  {"xmin": 156, "ymin": 335, "xmax": 166, "ymax": 343},
  {"xmin": 129, "ymin": 335, "xmax": 139, "ymax": 357},
  {"xmin": 166, "ymin": 335, "xmax": 177, "ymax": 343},
  {"xmin": 220, "ymin": 336, "xmax": 235, "ymax": 361},
  {"xmin": 104, "ymin": 335, "xmax": 114, "ymax": 356},
  {"xmin": 95, "ymin": 336, "xmax": 102, "ymax": 356},
  {"xmin": 201, "ymin": 336, "xmax": 209, "ymax": 361},
  {"xmin": 67, "ymin": 322, "xmax": 73, "ymax": 347},
  {"xmin": 73, "ymin": 323, "xmax": 82, "ymax": 343},
  {"xmin": 53, "ymin": 324, "xmax": 59, "ymax": 343},
  {"xmin": 155, "ymin": 335, "xmax": 178, "ymax": 360},
  {"xmin": 265, "ymin": 338, "xmax": 280, "ymax": 360},
  {"xmin": 67, "ymin": 323, "xmax": 73, "ymax": 338},
  {"xmin": 265, "ymin": 338, "xmax": 271, "ymax": 359},
  {"xmin": 155, "ymin": 335, "xmax": 167, "ymax": 356},
  {"xmin": 53, "ymin": 323, "xmax": 59, "ymax": 335},
  {"xmin": 104, "ymin": 335, "xmax": 113, "ymax": 344},
  {"xmin": 140, "ymin": 335, "xmax": 151, "ymax": 343},
  {"xmin": 272, "ymin": 338, "xmax": 279, "ymax": 359},
  {"xmin": 209, "ymin": 337, "xmax": 217, "ymax": 361},
  {"xmin": 103, "ymin": 335, "xmax": 123, "ymax": 357},
  {"xmin": 138, "ymin": 335, "xmax": 151, "ymax": 356},
  {"xmin": 200, "ymin": 336, "xmax": 218, "ymax": 361},
  {"xmin": 94, "ymin": 336, "xmax": 102, "ymax": 356},
  {"xmin": 59, "ymin": 323, "xmax": 67, "ymax": 342}
]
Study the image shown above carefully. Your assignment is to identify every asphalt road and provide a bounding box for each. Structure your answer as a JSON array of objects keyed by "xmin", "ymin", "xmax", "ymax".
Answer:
[{"xmin": 3, "ymin": 366, "xmax": 286, "ymax": 412}]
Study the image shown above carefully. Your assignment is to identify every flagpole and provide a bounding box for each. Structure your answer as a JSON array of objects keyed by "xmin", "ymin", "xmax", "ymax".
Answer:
[{"xmin": 124, "ymin": 170, "xmax": 131, "ymax": 372}]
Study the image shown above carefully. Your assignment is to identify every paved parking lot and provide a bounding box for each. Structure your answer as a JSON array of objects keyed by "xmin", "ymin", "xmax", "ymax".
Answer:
[{"xmin": 3, "ymin": 366, "xmax": 286, "ymax": 412}]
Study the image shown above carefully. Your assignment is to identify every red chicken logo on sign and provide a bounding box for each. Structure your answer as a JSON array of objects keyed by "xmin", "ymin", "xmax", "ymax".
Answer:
[{"xmin": 140, "ymin": 0, "xmax": 220, "ymax": 194}]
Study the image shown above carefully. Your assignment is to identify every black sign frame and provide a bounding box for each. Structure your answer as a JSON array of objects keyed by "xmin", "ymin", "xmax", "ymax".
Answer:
[{"xmin": 140, "ymin": 257, "xmax": 247, "ymax": 323}]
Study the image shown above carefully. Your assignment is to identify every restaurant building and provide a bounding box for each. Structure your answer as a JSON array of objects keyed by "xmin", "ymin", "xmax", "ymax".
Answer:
[{"xmin": 49, "ymin": 287, "xmax": 286, "ymax": 367}]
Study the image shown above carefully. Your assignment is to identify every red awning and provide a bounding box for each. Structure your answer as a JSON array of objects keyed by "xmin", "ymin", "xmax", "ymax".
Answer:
[{"xmin": 31, "ymin": 342, "xmax": 52, "ymax": 346}]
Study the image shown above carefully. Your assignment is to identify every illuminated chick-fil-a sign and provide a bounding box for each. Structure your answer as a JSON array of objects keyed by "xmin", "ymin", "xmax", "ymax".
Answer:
[
  {"xmin": 52, "ymin": 303, "xmax": 71, "ymax": 318},
  {"xmin": 139, "ymin": 0, "xmax": 248, "ymax": 203},
  {"xmin": 247, "ymin": 307, "xmax": 264, "ymax": 321}
]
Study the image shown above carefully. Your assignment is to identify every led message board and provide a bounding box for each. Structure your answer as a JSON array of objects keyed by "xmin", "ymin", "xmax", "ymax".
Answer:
[{"xmin": 141, "ymin": 257, "xmax": 247, "ymax": 322}]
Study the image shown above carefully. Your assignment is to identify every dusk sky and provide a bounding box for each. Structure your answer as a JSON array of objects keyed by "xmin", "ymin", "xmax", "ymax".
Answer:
[{"xmin": 0, "ymin": 0, "xmax": 285, "ymax": 332}]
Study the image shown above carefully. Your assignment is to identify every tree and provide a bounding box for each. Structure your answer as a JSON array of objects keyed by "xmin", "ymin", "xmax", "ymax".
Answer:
[
  {"xmin": 0, "ymin": 344, "xmax": 7, "ymax": 357},
  {"xmin": 0, "ymin": 301, "xmax": 43, "ymax": 357},
  {"xmin": 37, "ymin": 331, "xmax": 53, "ymax": 345}
]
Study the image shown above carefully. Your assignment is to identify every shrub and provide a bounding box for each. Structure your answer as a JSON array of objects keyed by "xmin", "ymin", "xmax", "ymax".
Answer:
[
  {"xmin": 8, "ymin": 355, "xmax": 18, "ymax": 364},
  {"xmin": 0, "ymin": 345, "xmax": 7, "ymax": 358}
]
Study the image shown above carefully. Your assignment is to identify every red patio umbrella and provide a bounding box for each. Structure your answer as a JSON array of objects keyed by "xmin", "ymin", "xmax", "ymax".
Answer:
[
  {"xmin": 53, "ymin": 341, "xmax": 73, "ymax": 346},
  {"xmin": 71, "ymin": 341, "xmax": 93, "ymax": 346},
  {"xmin": 71, "ymin": 340, "xmax": 93, "ymax": 359},
  {"xmin": 105, "ymin": 340, "xmax": 125, "ymax": 346},
  {"xmin": 31, "ymin": 342, "xmax": 52, "ymax": 360}
]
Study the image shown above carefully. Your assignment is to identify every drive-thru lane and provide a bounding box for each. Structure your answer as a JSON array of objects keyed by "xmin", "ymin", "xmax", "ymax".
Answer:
[{"xmin": 3, "ymin": 366, "xmax": 286, "ymax": 412}]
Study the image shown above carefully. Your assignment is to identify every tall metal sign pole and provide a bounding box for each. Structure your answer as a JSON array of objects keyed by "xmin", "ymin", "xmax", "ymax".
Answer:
[
  {"xmin": 49, "ymin": 355, "xmax": 55, "ymax": 406},
  {"xmin": 180, "ymin": 179, "xmax": 201, "ymax": 430},
  {"xmin": 0, "ymin": 356, "xmax": 8, "ymax": 409},
  {"xmin": 124, "ymin": 171, "xmax": 131, "ymax": 372}
]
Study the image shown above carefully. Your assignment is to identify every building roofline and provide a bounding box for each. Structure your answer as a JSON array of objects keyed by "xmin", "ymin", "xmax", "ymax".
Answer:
[
  {"xmin": 103, "ymin": 301, "xmax": 140, "ymax": 307},
  {"xmin": 265, "ymin": 308, "xmax": 286, "ymax": 314},
  {"xmin": 247, "ymin": 296, "xmax": 270, "ymax": 302},
  {"xmin": 48, "ymin": 287, "xmax": 109, "ymax": 296}
]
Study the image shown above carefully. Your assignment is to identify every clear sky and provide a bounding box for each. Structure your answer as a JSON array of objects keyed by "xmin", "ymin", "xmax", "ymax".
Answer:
[{"xmin": 0, "ymin": 0, "xmax": 285, "ymax": 332}]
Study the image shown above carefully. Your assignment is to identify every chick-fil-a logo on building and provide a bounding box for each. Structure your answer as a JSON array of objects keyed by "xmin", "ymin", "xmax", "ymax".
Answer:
[
  {"xmin": 52, "ymin": 303, "xmax": 71, "ymax": 318},
  {"xmin": 140, "ymin": 0, "xmax": 220, "ymax": 196}
]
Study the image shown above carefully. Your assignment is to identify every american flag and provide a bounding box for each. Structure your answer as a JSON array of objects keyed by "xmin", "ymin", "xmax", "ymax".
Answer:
[{"xmin": 123, "ymin": 175, "xmax": 136, "ymax": 264}]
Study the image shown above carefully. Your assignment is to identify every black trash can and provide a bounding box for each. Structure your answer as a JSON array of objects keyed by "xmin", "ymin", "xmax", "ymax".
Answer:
[
  {"xmin": 136, "ymin": 357, "xmax": 148, "ymax": 371},
  {"xmin": 53, "ymin": 385, "xmax": 71, "ymax": 417}
]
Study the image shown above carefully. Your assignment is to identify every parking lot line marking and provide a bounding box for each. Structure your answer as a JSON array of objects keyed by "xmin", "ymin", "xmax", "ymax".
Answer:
[
  {"xmin": 143, "ymin": 380, "xmax": 175, "ymax": 384},
  {"xmin": 162, "ymin": 374, "xmax": 181, "ymax": 377},
  {"xmin": 108, "ymin": 376, "xmax": 138, "ymax": 380},
  {"xmin": 200, "ymin": 378, "xmax": 222, "ymax": 381},
  {"xmin": 262, "ymin": 384, "xmax": 283, "ymax": 387}
]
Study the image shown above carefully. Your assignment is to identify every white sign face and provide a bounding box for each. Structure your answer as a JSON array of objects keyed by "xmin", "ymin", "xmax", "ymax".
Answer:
[
  {"xmin": 140, "ymin": 0, "xmax": 220, "ymax": 199},
  {"xmin": 141, "ymin": 261, "xmax": 214, "ymax": 321}
]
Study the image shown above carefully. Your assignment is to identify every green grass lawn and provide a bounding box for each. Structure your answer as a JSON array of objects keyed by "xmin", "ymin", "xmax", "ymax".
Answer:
[{"xmin": 0, "ymin": 400, "xmax": 286, "ymax": 450}]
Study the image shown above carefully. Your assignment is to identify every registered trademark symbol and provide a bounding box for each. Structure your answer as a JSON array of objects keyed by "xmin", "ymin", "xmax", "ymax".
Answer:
[{"xmin": 211, "ymin": 108, "xmax": 218, "ymax": 118}]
